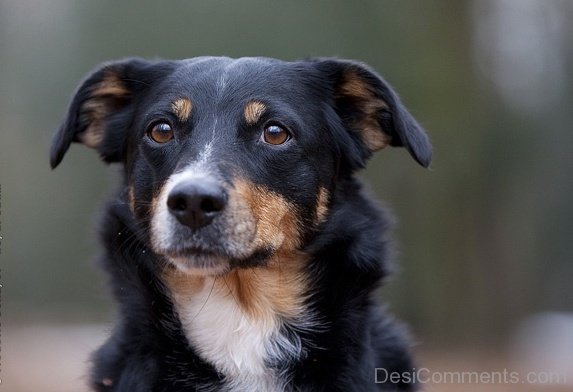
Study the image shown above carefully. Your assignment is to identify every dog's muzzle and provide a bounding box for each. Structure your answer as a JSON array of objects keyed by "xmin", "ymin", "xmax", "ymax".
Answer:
[{"xmin": 150, "ymin": 171, "xmax": 259, "ymax": 274}]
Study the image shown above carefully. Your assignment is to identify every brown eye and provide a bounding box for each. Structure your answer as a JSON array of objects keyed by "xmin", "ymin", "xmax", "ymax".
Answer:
[
  {"xmin": 147, "ymin": 122, "xmax": 174, "ymax": 143},
  {"xmin": 262, "ymin": 124, "xmax": 290, "ymax": 145}
]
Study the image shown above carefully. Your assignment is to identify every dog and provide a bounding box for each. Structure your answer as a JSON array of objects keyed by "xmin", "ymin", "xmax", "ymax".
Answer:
[{"xmin": 51, "ymin": 56, "xmax": 431, "ymax": 391}]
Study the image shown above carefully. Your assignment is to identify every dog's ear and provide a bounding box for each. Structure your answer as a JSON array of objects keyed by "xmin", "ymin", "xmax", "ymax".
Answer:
[
  {"xmin": 50, "ymin": 58, "xmax": 170, "ymax": 169},
  {"xmin": 314, "ymin": 59, "xmax": 432, "ymax": 168}
]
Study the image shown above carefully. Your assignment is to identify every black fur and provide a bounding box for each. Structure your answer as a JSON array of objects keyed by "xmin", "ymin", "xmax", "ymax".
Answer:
[{"xmin": 52, "ymin": 56, "xmax": 431, "ymax": 391}]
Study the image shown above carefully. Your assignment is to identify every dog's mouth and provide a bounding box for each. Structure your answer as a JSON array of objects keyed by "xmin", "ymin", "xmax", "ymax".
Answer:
[
  {"xmin": 158, "ymin": 243, "xmax": 275, "ymax": 276},
  {"xmin": 163, "ymin": 247, "xmax": 231, "ymax": 275}
]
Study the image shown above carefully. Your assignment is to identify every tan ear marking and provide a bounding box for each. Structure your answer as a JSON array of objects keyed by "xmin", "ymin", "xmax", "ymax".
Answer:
[
  {"xmin": 339, "ymin": 72, "xmax": 391, "ymax": 152},
  {"xmin": 244, "ymin": 101, "xmax": 267, "ymax": 125},
  {"xmin": 77, "ymin": 119, "xmax": 105, "ymax": 147},
  {"xmin": 92, "ymin": 73, "xmax": 130, "ymax": 97},
  {"xmin": 172, "ymin": 98, "xmax": 193, "ymax": 122},
  {"xmin": 339, "ymin": 73, "xmax": 375, "ymax": 101},
  {"xmin": 78, "ymin": 72, "xmax": 131, "ymax": 148}
]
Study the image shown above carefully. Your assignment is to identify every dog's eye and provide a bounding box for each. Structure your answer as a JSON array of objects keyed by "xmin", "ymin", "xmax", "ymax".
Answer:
[
  {"xmin": 147, "ymin": 122, "xmax": 174, "ymax": 144},
  {"xmin": 262, "ymin": 124, "xmax": 290, "ymax": 145}
]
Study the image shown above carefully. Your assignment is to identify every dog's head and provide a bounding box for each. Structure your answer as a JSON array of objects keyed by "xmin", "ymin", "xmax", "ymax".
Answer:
[{"xmin": 51, "ymin": 57, "xmax": 431, "ymax": 275}]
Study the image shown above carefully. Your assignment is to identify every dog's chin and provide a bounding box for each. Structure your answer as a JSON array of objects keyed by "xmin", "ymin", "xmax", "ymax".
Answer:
[{"xmin": 167, "ymin": 253, "xmax": 231, "ymax": 276}]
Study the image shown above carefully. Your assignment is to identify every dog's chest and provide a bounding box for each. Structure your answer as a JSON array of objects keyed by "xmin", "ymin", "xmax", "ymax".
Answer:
[{"xmin": 171, "ymin": 278, "xmax": 296, "ymax": 392}]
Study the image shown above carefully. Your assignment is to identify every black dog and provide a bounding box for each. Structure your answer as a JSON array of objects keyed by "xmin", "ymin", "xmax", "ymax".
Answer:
[{"xmin": 51, "ymin": 57, "xmax": 431, "ymax": 391}]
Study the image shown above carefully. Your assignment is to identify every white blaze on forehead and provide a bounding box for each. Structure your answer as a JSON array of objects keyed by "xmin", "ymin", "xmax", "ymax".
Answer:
[
  {"xmin": 163, "ymin": 142, "xmax": 215, "ymax": 191},
  {"xmin": 196, "ymin": 141, "xmax": 214, "ymax": 169}
]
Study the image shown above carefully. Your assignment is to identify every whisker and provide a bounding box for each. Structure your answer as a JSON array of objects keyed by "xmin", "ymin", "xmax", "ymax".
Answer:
[{"xmin": 189, "ymin": 276, "xmax": 217, "ymax": 322}]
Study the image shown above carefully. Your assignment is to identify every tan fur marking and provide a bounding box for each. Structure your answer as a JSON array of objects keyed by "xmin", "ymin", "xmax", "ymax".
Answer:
[
  {"xmin": 244, "ymin": 101, "xmax": 267, "ymax": 125},
  {"xmin": 339, "ymin": 72, "xmax": 391, "ymax": 152},
  {"xmin": 221, "ymin": 252, "xmax": 308, "ymax": 321},
  {"xmin": 172, "ymin": 98, "xmax": 193, "ymax": 122},
  {"xmin": 150, "ymin": 192, "xmax": 163, "ymax": 221},
  {"xmin": 128, "ymin": 185, "xmax": 136, "ymax": 212},
  {"xmin": 339, "ymin": 74, "xmax": 376, "ymax": 100},
  {"xmin": 163, "ymin": 266, "xmax": 206, "ymax": 297},
  {"xmin": 315, "ymin": 187, "xmax": 330, "ymax": 224},
  {"xmin": 228, "ymin": 180, "xmax": 306, "ymax": 319},
  {"xmin": 78, "ymin": 124, "xmax": 104, "ymax": 148},
  {"xmin": 360, "ymin": 99, "xmax": 391, "ymax": 151},
  {"xmin": 79, "ymin": 72, "xmax": 130, "ymax": 148},
  {"xmin": 93, "ymin": 73, "xmax": 130, "ymax": 97},
  {"xmin": 234, "ymin": 180, "xmax": 301, "ymax": 251}
]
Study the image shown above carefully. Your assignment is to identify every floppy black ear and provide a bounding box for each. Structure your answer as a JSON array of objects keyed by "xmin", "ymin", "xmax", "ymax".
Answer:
[
  {"xmin": 50, "ymin": 58, "xmax": 170, "ymax": 169},
  {"xmin": 314, "ymin": 59, "xmax": 432, "ymax": 168}
]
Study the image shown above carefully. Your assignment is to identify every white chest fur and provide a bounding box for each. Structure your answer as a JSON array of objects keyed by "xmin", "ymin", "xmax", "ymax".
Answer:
[{"xmin": 172, "ymin": 277, "xmax": 301, "ymax": 392}]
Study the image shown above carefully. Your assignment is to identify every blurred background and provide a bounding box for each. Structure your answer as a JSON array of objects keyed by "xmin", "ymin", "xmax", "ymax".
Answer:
[{"xmin": 1, "ymin": 0, "xmax": 572, "ymax": 391}]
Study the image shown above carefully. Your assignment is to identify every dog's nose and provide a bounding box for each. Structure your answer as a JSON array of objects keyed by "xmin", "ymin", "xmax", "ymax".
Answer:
[{"xmin": 167, "ymin": 180, "xmax": 226, "ymax": 230}]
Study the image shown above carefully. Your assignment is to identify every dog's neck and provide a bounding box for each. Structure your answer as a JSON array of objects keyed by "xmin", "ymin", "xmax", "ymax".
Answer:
[{"xmin": 162, "ymin": 252, "xmax": 313, "ymax": 391}]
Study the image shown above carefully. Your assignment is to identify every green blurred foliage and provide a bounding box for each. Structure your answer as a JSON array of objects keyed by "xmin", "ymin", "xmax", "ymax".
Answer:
[{"xmin": 1, "ymin": 0, "xmax": 571, "ymax": 347}]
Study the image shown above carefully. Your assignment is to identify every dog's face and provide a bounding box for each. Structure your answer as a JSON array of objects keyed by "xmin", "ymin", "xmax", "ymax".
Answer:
[{"xmin": 51, "ymin": 57, "xmax": 431, "ymax": 275}]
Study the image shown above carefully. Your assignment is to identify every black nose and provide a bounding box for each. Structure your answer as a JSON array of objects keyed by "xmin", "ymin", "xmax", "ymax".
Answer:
[{"xmin": 167, "ymin": 180, "xmax": 226, "ymax": 230}]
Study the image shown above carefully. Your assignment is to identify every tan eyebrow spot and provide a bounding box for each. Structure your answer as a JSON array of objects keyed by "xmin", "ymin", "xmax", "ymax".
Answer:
[
  {"xmin": 244, "ymin": 101, "xmax": 267, "ymax": 125},
  {"xmin": 172, "ymin": 98, "xmax": 192, "ymax": 121}
]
